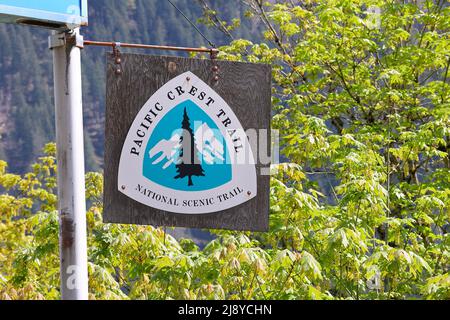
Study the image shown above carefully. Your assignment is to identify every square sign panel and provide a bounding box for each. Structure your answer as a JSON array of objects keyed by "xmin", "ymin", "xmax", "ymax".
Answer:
[
  {"xmin": 104, "ymin": 53, "xmax": 272, "ymax": 231},
  {"xmin": 0, "ymin": 0, "xmax": 88, "ymax": 30}
]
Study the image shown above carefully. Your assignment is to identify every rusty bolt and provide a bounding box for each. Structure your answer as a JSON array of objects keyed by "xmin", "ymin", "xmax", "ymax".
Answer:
[
  {"xmin": 186, "ymin": 76, "xmax": 191, "ymax": 81},
  {"xmin": 115, "ymin": 68, "xmax": 122, "ymax": 75},
  {"xmin": 115, "ymin": 57, "xmax": 122, "ymax": 64},
  {"xmin": 168, "ymin": 61, "xmax": 177, "ymax": 73},
  {"xmin": 247, "ymin": 191, "xmax": 252, "ymax": 196},
  {"xmin": 213, "ymin": 75, "xmax": 219, "ymax": 81},
  {"xmin": 212, "ymin": 65, "xmax": 219, "ymax": 72},
  {"xmin": 121, "ymin": 185, "xmax": 126, "ymax": 190}
]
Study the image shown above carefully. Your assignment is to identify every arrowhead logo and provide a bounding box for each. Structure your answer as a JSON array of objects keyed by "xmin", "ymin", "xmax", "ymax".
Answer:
[{"xmin": 118, "ymin": 71, "xmax": 257, "ymax": 214}]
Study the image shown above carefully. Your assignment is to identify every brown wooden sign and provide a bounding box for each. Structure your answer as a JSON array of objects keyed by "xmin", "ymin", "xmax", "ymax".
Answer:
[{"xmin": 103, "ymin": 53, "xmax": 271, "ymax": 231}]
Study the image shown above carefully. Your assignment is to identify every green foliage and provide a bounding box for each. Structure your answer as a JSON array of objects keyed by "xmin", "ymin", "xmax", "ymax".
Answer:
[
  {"xmin": 204, "ymin": 0, "xmax": 450, "ymax": 299},
  {"xmin": 1, "ymin": 0, "xmax": 450, "ymax": 300}
]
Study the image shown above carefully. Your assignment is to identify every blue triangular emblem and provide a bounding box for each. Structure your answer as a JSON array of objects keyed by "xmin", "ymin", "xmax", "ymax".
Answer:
[{"xmin": 143, "ymin": 100, "xmax": 232, "ymax": 191}]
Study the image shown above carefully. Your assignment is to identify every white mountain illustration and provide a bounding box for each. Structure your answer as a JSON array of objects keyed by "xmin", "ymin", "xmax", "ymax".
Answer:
[
  {"xmin": 194, "ymin": 123, "xmax": 225, "ymax": 164},
  {"xmin": 149, "ymin": 133, "xmax": 181, "ymax": 169},
  {"xmin": 149, "ymin": 123, "xmax": 224, "ymax": 169}
]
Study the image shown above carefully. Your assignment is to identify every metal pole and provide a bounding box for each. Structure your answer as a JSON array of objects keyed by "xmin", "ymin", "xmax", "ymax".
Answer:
[{"xmin": 50, "ymin": 28, "xmax": 89, "ymax": 300}]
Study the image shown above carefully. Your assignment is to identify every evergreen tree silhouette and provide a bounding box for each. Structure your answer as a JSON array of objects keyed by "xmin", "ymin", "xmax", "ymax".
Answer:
[{"xmin": 174, "ymin": 108, "xmax": 205, "ymax": 186}]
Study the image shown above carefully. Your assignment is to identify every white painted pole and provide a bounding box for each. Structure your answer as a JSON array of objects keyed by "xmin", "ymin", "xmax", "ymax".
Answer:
[{"xmin": 50, "ymin": 28, "xmax": 89, "ymax": 300}]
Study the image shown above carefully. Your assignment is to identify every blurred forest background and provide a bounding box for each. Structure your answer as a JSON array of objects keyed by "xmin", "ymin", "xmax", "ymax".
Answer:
[{"xmin": 0, "ymin": 0, "xmax": 259, "ymax": 174}]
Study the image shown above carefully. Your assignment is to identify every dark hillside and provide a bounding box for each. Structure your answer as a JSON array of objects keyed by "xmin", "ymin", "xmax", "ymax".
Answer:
[{"xmin": 0, "ymin": 0, "xmax": 258, "ymax": 173}]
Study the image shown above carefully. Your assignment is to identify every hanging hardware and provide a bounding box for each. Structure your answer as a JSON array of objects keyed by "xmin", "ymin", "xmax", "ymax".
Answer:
[
  {"xmin": 112, "ymin": 42, "xmax": 122, "ymax": 75},
  {"xmin": 83, "ymin": 40, "xmax": 220, "ymax": 78},
  {"xmin": 210, "ymin": 50, "xmax": 219, "ymax": 82}
]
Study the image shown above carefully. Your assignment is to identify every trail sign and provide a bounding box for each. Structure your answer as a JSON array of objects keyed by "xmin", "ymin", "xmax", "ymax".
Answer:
[
  {"xmin": 104, "ymin": 53, "xmax": 272, "ymax": 231},
  {"xmin": 0, "ymin": 0, "xmax": 88, "ymax": 30}
]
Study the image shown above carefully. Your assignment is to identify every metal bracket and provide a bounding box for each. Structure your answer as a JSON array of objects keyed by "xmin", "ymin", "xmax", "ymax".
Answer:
[
  {"xmin": 210, "ymin": 49, "xmax": 218, "ymax": 60},
  {"xmin": 49, "ymin": 32, "xmax": 84, "ymax": 50},
  {"xmin": 210, "ymin": 49, "xmax": 219, "ymax": 82},
  {"xmin": 112, "ymin": 42, "xmax": 123, "ymax": 75}
]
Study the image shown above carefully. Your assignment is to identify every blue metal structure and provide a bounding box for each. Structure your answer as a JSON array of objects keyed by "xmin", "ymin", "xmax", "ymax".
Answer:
[{"xmin": 0, "ymin": 0, "xmax": 88, "ymax": 30}]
